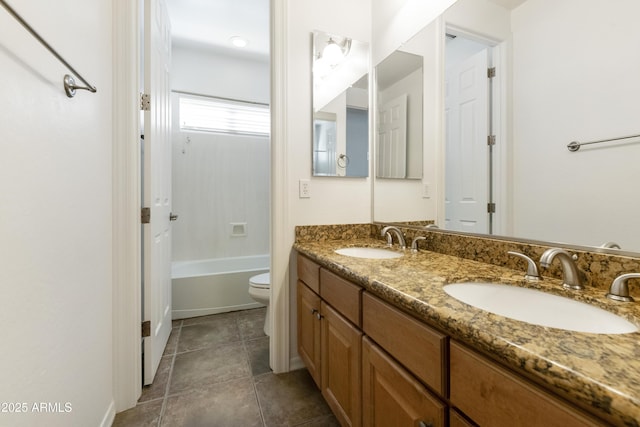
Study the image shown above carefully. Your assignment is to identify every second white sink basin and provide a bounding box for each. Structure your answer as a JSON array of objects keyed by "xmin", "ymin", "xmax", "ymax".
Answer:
[
  {"xmin": 443, "ymin": 282, "xmax": 638, "ymax": 334},
  {"xmin": 335, "ymin": 247, "xmax": 403, "ymax": 259}
]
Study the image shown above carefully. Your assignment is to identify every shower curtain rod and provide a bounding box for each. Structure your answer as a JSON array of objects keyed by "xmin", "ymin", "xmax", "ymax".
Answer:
[
  {"xmin": 0, "ymin": 0, "xmax": 97, "ymax": 98},
  {"xmin": 172, "ymin": 90, "xmax": 269, "ymax": 107}
]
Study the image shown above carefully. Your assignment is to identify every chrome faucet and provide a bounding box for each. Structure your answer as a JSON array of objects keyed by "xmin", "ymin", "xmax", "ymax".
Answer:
[
  {"xmin": 380, "ymin": 226, "xmax": 406, "ymax": 249},
  {"xmin": 600, "ymin": 241, "xmax": 621, "ymax": 249},
  {"xmin": 539, "ymin": 248, "xmax": 583, "ymax": 290},
  {"xmin": 606, "ymin": 273, "xmax": 640, "ymax": 302},
  {"xmin": 507, "ymin": 251, "xmax": 541, "ymax": 281},
  {"xmin": 411, "ymin": 236, "xmax": 426, "ymax": 253}
]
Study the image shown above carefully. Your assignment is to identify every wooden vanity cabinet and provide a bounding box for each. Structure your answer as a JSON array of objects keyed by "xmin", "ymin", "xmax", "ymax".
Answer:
[
  {"xmin": 296, "ymin": 252, "xmax": 606, "ymax": 427},
  {"xmin": 448, "ymin": 409, "xmax": 475, "ymax": 427},
  {"xmin": 297, "ymin": 255, "xmax": 363, "ymax": 427},
  {"xmin": 321, "ymin": 301, "xmax": 362, "ymax": 426},
  {"xmin": 297, "ymin": 280, "xmax": 322, "ymax": 386},
  {"xmin": 449, "ymin": 341, "xmax": 602, "ymax": 427},
  {"xmin": 362, "ymin": 336, "xmax": 446, "ymax": 427},
  {"xmin": 362, "ymin": 293, "xmax": 447, "ymax": 396}
]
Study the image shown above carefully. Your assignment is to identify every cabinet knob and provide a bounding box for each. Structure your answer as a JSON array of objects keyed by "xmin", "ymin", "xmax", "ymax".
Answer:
[
  {"xmin": 310, "ymin": 308, "xmax": 317, "ymax": 315},
  {"xmin": 418, "ymin": 421, "xmax": 432, "ymax": 427},
  {"xmin": 316, "ymin": 312, "xmax": 323, "ymax": 320}
]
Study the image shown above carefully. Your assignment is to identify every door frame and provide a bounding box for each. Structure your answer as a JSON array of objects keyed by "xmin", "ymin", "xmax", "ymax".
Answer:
[
  {"xmin": 112, "ymin": 0, "xmax": 290, "ymax": 412},
  {"xmin": 112, "ymin": 0, "xmax": 143, "ymax": 411},
  {"xmin": 438, "ymin": 22, "xmax": 508, "ymax": 236}
]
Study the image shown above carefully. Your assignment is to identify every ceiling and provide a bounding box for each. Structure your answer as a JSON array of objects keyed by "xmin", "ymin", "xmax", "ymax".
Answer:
[
  {"xmin": 166, "ymin": 0, "xmax": 270, "ymax": 58},
  {"xmin": 165, "ymin": 0, "xmax": 526, "ymax": 59}
]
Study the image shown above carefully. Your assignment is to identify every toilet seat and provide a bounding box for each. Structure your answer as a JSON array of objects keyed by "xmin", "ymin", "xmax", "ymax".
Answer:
[{"xmin": 249, "ymin": 272, "xmax": 270, "ymax": 289}]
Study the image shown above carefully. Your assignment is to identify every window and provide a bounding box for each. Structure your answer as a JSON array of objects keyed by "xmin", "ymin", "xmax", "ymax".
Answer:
[{"xmin": 179, "ymin": 94, "xmax": 270, "ymax": 136}]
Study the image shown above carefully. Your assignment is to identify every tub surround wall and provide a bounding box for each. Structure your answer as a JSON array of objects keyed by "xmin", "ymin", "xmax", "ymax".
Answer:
[
  {"xmin": 170, "ymin": 42, "xmax": 271, "ymax": 263},
  {"xmin": 293, "ymin": 223, "xmax": 640, "ymax": 425},
  {"xmin": 171, "ymin": 127, "xmax": 270, "ymax": 261}
]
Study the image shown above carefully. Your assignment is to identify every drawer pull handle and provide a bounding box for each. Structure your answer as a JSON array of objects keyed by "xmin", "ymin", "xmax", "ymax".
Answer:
[
  {"xmin": 316, "ymin": 312, "xmax": 324, "ymax": 320},
  {"xmin": 418, "ymin": 421, "xmax": 432, "ymax": 427}
]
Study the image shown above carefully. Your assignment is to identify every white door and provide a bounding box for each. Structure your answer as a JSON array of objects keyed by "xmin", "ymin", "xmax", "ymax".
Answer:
[
  {"xmin": 142, "ymin": 0, "xmax": 172, "ymax": 385},
  {"xmin": 377, "ymin": 93, "xmax": 407, "ymax": 178},
  {"xmin": 445, "ymin": 49, "xmax": 489, "ymax": 233}
]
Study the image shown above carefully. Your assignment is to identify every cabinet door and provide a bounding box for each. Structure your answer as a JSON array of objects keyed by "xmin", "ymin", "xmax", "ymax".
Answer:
[
  {"xmin": 449, "ymin": 408, "xmax": 475, "ymax": 427},
  {"xmin": 362, "ymin": 337, "xmax": 446, "ymax": 427},
  {"xmin": 297, "ymin": 281, "xmax": 322, "ymax": 387},
  {"xmin": 321, "ymin": 302, "xmax": 362, "ymax": 427}
]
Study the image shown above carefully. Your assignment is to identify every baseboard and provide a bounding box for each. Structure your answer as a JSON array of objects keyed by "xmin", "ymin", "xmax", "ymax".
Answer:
[
  {"xmin": 289, "ymin": 355, "xmax": 305, "ymax": 371},
  {"xmin": 100, "ymin": 400, "xmax": 115, "ymax": 427}
]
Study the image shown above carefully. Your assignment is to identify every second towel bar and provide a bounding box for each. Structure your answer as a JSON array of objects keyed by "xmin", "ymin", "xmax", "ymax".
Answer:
[{"xmin": 567, "ymin": 133, "xmax": 640, "ymax": 152}]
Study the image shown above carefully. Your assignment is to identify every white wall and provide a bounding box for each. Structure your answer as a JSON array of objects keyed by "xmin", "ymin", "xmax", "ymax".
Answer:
[
  {"xmin": 279, "ymin": 0, "xmax": 372, "ymax": 367},
  {"xmin": 0, "ymin": 1, "xmax": 114, "ymax": 426},
  {"xmin": 172, "ymin": 42, "xmax": 270, "ymax": 103},
  {"xmin": 372, "ymin": 0, "xmax": 458, "ymax": 65},
  {"xmin": 287, "ymin": 0, "xmax": 372, "ymax": 227},
  {"xmin": 170, "ymin": 46, "xmax": 271, "ymax": 261},
  {"xmin": 510, "ymin": 0, "xmax": 640, "ymax": 249}
]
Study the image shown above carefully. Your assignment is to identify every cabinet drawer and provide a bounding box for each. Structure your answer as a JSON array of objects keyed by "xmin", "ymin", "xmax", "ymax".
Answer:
[
  {"xmin": 450, "ymin": 341, "xmax": 602, "ymax": 427},
  {"xmin": 362, "ymin": 337, "xmax": 445, "ymax": 427},
  {"xmin": 363, "ymin": 293, "xmax": 447, "ymax": 395},
  {"xmin": 320, "ymin": 269, "xmax": 362, "ymax": 327},
  {"xmin": 297, "ymin": 254, "xmax": 320, "ymax": 293}
]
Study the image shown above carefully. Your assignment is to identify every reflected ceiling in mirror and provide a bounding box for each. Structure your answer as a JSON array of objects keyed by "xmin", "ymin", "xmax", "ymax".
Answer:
[{"xmin": 312, "ymin": 31, "xmax": 369, "ymax": 177}]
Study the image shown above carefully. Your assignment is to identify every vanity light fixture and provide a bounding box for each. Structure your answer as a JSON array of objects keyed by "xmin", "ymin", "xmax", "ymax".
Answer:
[
  {"xmin": 320, "ymin": 37, "xmax": 352, "ymax": 66},
  {"xmin": 323, "ymin": 38, "xmax": 344, "ymax": 65},
  {"xmin": 230, "ymin": 36, "xmax": 248, "ymax": 48}
]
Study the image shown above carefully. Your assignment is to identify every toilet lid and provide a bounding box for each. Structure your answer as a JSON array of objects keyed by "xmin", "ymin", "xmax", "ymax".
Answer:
[{"xmin": 250, "ymin": 272, "xmax": 270, "ymax": 288}]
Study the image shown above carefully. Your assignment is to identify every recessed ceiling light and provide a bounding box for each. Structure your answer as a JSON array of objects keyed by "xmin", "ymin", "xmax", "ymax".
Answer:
[{"xmin": 230, "ymin": 36, "xmax": 249, "ymax": 48}]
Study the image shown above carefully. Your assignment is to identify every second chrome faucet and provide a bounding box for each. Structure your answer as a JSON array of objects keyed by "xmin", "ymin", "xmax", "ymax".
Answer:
[
  {"xmin": 381, "ymin": 226, "xmax": 406, "ymax": 250},
  {"xmin": 539, "ymin": 248, "xmax": 584, "ymax": 290}
]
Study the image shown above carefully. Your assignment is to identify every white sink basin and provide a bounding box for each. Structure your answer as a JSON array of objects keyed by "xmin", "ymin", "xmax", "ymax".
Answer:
[
  {"xmin": 443, "ymin": 282, "xmax": 638, "ymax": 334},
  {"xmin": 335, "ymin": 247, "xmax": 403, "ymax": 259}
]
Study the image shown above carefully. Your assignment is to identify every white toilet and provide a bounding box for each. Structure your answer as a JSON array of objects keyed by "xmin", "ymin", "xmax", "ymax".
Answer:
[{"xmin": 248, "ymin": 272, "xmax": 271, "ymax": 336}]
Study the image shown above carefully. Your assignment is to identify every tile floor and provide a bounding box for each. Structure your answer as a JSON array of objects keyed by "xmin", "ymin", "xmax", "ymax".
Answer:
[{"xmin": 113, "ymin": 308, "xmax": 339, "ymax": 427}]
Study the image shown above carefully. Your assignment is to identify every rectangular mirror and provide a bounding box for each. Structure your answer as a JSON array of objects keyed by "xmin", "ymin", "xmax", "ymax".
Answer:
[
  {"xmin": 375, "ymin": 50, "xmax": 423, "ymax": 179},
  {"xmin": 312, "ymin": 31, "xmax": 370, "ymax": 177}
]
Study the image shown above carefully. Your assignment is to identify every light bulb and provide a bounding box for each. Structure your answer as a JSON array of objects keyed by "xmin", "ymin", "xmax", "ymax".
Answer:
[
  {"xmin": 230, "ymin": 36, "xmax": 248, "ymax": 48},
  {"xmin": 322, "ymin": 39, "xmax": 343, "ymax": 65}
]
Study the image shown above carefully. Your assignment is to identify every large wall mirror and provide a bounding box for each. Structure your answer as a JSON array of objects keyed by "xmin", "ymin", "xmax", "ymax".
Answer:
[
  {"xmin": 312, "ymin": 31, "xmax": 369, "ymax": 177},
  {"xmin": 374, "ymin": 0, "xmax": 640, "ymax": 254},
  {"xmin": 375, "ymin": 51, "xmax": 423, "ymax": 179}
]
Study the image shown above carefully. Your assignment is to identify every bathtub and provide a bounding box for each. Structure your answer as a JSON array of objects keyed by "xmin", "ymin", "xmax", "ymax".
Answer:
[{"xmin": 171, "ymin": 255, "xmax": 269, "ymax": 320}]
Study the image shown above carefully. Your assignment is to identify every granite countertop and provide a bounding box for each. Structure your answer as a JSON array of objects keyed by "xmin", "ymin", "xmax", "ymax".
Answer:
[{"xmin": 294, "ymin": 237, "xmax": 640, "ymax": 426}]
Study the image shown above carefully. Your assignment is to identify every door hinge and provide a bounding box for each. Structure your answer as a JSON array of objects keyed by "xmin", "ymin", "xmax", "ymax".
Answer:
[
  {"xmin": 488, "ymin": 67, "xmax": 496, "ymax": 78},
  {"xmin": 487, "ymin": 202, "xmax": 496, "ymax": 214},
  {"xmin": 140, "ymin": 93, "xmax": 151, "ymax": 111},
  {"xmin": 487, "ymin": 135, "xmax": 496, "ymax": 146},
  {"xmin": 141, "ymin": 207, "xmax": 151, "ymax": 224},
  {"xmin": 141, "ymin": 321, "xmax": 151, "ymax": 338}
]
